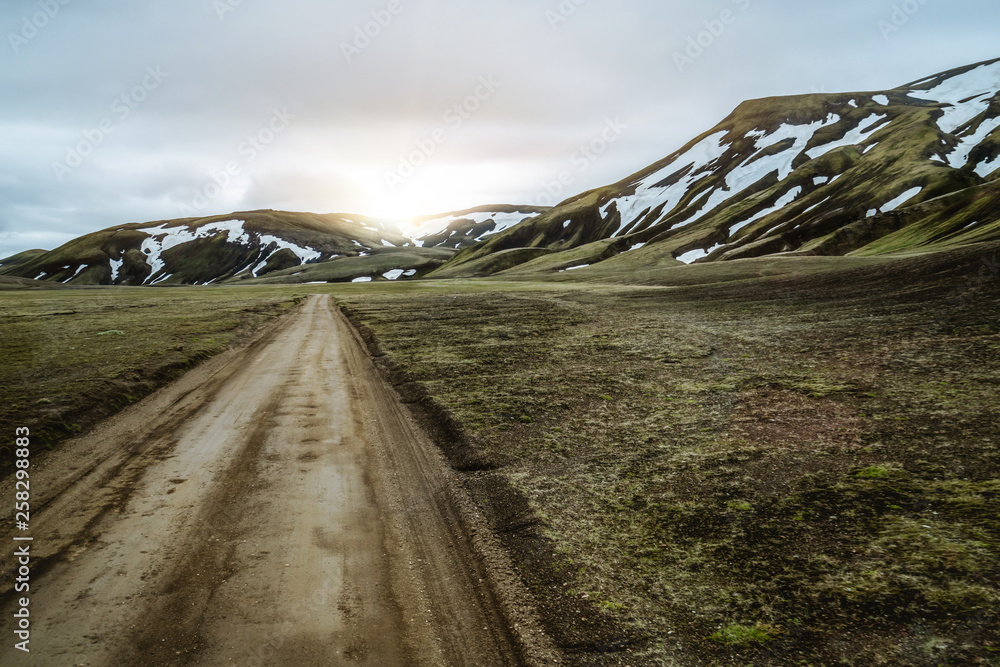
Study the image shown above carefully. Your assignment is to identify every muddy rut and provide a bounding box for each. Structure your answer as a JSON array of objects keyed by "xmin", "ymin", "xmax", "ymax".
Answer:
[{"xmin": 1, "ymin": 295, "xmax": 526, "ymax": 666}]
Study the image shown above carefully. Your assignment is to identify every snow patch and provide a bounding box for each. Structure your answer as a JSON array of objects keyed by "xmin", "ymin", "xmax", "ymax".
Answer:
[
  {"xmin": 63, "ymin": 265, "xmax": 87, "ymax": 283},
  {"xmin": 383, "ymin": 269, "xmax": 405, "ymax": 281},
  {"xmin": 804, "ymin": 197, "xmax": 831, "ymax": 214},
  {"xmin": 110, "ymin": 259, "xmax": 123, "ymax": 281},
  {"xmin": 805, "ymin": 114, "xmax": 888, "ymax": 160},
  {"xmin": 603, "ymin": 116, "xmax": 836, "ymax": 237},
  {"xmin": 252, "ymin": 235, "xmax": 322, "ymax": 277},
  {"xmin": 944, "ymin": 116, "xmax": 1000, "ymax": 173},
  {"xmin": 975, "ymin": 156, "xmax": 998, "ymax": 178},
  {"xmin": 602, "ymin": 130, "xmax": 730, "ymax": 236},
  {"xmin": 412, "ymin": 211, "xmax": 535, "ymax": 243},
  {"xmin": 256, "ymin": 235, "xmax": 321, "ymax": 264},
  {"xmin": 210, "ymin": 220, "xmax": 251, "ymax": 245},
  {"xmin": 352, "ymin": 277, "xmax": 372, "ymax": 283},
  {"xmin": 882, "ymin": 186, "xmax": 923, "ymax": 212},
  {"xmin": 139, "ymin": 220, "xmax": 254, "ymax": 283},
  {"xmin": 138, "ymin": 220, "xmax": 322, "ymax": 282},
  {"xmin": 628, "ymin": 242, "xmax": 647, "ymax": 252},
  {"xmin": 730, "ymin": 186, "xmax": 803, "ymax": 235},
  {"xmin": 873, "ymin": 94, "xmax": 890, "ymax": 106},
  {"xmin": 676, "ymin": 244, "xmax": 722, "ymax": 264},
  {"xmin": 814, "ymin": 176, "xmax": 830, "ymax": 185},
  {"xmin": 908, "ymin": 60, "xmax": 1000, "ymax": 134},
  {"xmin": 908, "ymin": 74, "xmax": 937, "ymax": 87},
  {"xmin": 709, "ymin": 114, "xmax": 839, "ymax": 208}
]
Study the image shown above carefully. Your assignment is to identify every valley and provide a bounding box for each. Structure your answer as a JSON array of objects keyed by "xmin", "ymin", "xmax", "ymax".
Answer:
[
  {"xmin": 2, "ymin": 242, "xmax": 998, "ymax": 665},
  {"xmin": 0, "ymin": 295, "xmax": 547, "ymax": 666},
  {"xmin": 1, "ymin": 55, "xmax": 999, "ymax": 666}
]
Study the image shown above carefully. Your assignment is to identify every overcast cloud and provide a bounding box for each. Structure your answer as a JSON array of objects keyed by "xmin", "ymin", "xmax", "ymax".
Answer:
[{"xmin": 1, "ymin": 0, "xmax": 997, "ymax": 257}]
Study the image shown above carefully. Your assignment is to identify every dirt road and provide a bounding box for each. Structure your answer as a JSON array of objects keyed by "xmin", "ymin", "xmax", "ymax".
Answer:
[{"xmin": 1, "ymin": 295, "xmax": 532, "ymax": 666}]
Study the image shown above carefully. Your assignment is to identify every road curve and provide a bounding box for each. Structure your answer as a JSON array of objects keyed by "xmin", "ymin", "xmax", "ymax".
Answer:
[{"xmin": 1, "ymin": 295, "xmax": 521, "ymax": 666}]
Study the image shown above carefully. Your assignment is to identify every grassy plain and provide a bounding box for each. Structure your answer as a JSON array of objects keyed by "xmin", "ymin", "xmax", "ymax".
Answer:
[
  {"xmin": 2, "ymin": 243, "xmax": 998, "ymax": 665},
  {"xmin": 332, "ymin": 243, "xmax": 1000, "ymax": 666}
]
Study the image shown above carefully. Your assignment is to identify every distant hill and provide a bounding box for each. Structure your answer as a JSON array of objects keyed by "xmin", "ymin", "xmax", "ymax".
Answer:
[
  {"xmin": 0, "ymin": 206, "xmax": 547, "ymax": 286},
  {"xmin": 7, "ymin": 58, "xmax": 999, "ymax": 284},
  {"xmin": 0, "ymin": 249, "xmax": 47, "ymax": 271},
  {"xmin": 434, "ymin": 57, "xmax": 1000, "ymax": 277},
  {"xmin": 408, "ymin": 205, "xmax": 549, "ymax": 249}
]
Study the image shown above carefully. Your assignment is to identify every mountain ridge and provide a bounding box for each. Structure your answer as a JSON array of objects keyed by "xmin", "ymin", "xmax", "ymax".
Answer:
[
  {"xmin": 0, "ymin": 205, "xmax": 548, "ymax": 286},
  {"xmin": 5, "ymin": 57, "xmax": 999, "ymax": 285},
  {"xmin": 434, "ymin": 56, "xmax": 1000, "ymax": 277}
]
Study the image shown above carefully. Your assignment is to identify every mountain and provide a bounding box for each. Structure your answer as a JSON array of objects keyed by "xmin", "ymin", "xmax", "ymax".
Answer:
[
  {"xmin": 435, "ymin": 57, "xmax": 1000, "ymax": 277},
  {"xmin": 407, "ymin": 205, "xmax": 549, "ymax": 249},
  {"xmin": 7, "ymin": 58, "xmax": 1000, "ymax": 285},
  {"xmin": 0, "ymin": 206, "xmax": 547, "ymax": 286},
  {"xmin": 0, "ymin": 249, "xmax": 47, "ymax": 272}
]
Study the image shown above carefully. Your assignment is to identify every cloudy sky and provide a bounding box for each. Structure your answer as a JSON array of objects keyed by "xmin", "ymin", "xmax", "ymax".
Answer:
[{"xmin": 1, "ymin": 0, "xmax": 997, "ymax": 258}]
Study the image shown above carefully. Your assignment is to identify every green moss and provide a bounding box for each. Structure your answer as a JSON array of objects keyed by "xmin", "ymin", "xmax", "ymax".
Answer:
[
  {"xmin": 498, "ymin": 237, "xmax": 629, "ymax": 276},
  {"xmin": 331, "ymin": 251, "xmax": 1000, "ymax": 665},
  {"xmin": 429, "ymin": 247, "xmax": 554, "ymax": 278},
  {"xmin": 710, "ymin": 624, "xmax": 778, "ymax": 646}
]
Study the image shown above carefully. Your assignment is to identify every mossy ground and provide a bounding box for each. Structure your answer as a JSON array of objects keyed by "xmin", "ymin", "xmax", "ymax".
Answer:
[
  {"xmin": 332, "ymin": 243, "xmax": 1000, "ymax": 666},
  {"xmin": 1, "ymin": 242, "xmax": 997, "ymax": 665},
  {"xmin": 0, "ymin": 286, "xmax": 305, "ymax": 467}
]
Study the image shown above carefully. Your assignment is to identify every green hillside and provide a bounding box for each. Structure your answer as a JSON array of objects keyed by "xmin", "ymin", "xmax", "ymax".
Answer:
[{"xmin": 435, "ymin": 58, "xmax": 1000, "ymax": 277}]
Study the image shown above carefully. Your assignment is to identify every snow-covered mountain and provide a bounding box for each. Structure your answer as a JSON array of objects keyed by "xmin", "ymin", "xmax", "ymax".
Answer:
[
  {"xmin": 7, "ymin": 58, "xmax": 1000, "ymax": 285},
  {"xmin": 0, "ymin": 206, "xmax": 547, "ymax": 286},
  {"xmin": 442, "ymin": 57, "xmax": 1000, "ymax": 275},
  {"xmin": 408, "ymin": 206, "xmax": 549, "ymax": 248}
]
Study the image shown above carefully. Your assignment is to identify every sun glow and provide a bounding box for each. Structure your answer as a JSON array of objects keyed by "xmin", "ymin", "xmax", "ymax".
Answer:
[
  {"xmin": 389, "ymin": 217, "xmax": 424, "ymax": 238},
  {"xmin": 353, "ymin": 160, "xmax": 531, "ymax": 229}
]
